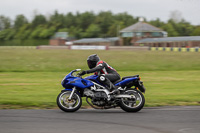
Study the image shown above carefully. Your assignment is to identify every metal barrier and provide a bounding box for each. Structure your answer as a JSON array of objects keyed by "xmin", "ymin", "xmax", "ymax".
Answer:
[{"xmin": 150, "ymin": 47, "xmax": 200, "ymax": 52}]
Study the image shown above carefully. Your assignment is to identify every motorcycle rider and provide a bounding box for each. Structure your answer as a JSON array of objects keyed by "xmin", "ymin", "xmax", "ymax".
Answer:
[{"xmin": 79, "ymin": 54, "xmax": 121, "ymax": 94}]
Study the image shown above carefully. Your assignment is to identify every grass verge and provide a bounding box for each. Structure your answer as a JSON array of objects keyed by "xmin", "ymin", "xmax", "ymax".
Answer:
[{"xmin": 0, "ymin": 71, "xmax": 199, "ymax": 109}]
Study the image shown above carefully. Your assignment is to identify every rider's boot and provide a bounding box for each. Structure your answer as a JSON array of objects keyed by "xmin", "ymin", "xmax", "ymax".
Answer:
[
  {"xmin": 109, "ymin": 85, "xmax": 120, "ymax": 95},
  {"xmin": 98, "ymin": 75, "xmax": 120, "ymax": 95},
  {"xmin": 103, "ymin": 78, "xmax": 120, "ymax": 95}
]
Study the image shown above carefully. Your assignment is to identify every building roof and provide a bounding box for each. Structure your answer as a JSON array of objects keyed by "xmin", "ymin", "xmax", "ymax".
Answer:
[
  {"xmin": 120, "ymin": 22, "xmax": 163, "ymax": 32},
  {"xmin": 73, "ymin": 37, "xmax": 119, "ymax": 43},
  {"xmin": 136, "ymin": 36, "xmax": 200, "ymax": 43}
]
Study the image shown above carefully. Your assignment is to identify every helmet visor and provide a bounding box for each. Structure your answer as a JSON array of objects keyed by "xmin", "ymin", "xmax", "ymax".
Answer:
[{"xmin": 87, "ymin": 60, "xmax": 97, "ymax": 69}]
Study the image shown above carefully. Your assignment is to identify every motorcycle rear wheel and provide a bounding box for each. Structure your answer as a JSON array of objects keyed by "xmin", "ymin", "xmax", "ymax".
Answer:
[
  {"xmin": 119, "ymin": 89, "xmax": 145, "ymax": 112},
  {"xmin": 57, "ymin": 91, "xmax": 82, "ymax": 112}
]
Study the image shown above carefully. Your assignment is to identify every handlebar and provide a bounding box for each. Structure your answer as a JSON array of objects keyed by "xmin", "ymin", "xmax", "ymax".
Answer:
[
  {"xmin": 71, "ymin": 69, "xmax": 82, "ymax": 77},
  {"xmin": 75, "ymin": 69, "xmax": 81, "ymax": 72}
]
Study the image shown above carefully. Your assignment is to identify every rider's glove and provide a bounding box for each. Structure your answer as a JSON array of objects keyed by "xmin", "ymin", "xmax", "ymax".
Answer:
[{"xmin": 79, "ymin": 70, "xmax": 86, "ymax": 76}]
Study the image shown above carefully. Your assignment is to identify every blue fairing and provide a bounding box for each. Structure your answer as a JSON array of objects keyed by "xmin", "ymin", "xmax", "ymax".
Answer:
[
  {"xmin": 85, "ymin": 75, "xmax": 138, "ymax": 87},
  {"xmin": 62, "ymin": 70, "xmax": 138, "ymax": 90},
  {"xmin": 84, "ymin": 75, "xmax": 104, "ymax": 85},
  {"xmin": 62, "ymin": 88, "xmax": 73, "ymax": 91},
  {"xmin": 62, "ymin": 71, "xmax": 94, "ymax": 89},
  {"xmin": 84, "ymin": 74, "xmax": 99, "ymax": 80},
  {"xmin": 115, "ymin": 77, "xmax": 138, "ymax": 86}
]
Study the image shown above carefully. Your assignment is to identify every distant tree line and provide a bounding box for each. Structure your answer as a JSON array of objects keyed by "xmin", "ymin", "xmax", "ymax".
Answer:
[{"xmin": 0, "ymin": 11, "xmax": 200, "ymax": 45}]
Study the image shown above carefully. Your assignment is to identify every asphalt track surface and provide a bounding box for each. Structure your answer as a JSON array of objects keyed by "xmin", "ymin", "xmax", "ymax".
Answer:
[{"xmin": 0, "ymin": 106, "xmax": 200, "ymax": 133}]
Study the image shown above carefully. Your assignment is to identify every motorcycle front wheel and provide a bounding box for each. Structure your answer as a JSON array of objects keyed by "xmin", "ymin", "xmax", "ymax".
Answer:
[
  {"xmin": 57, "ymin": 91, "xmax": 82, "ymax": 112},
  {"xmin": 119, "ymin": 89, "xmax": 145, "ymax": 112}
]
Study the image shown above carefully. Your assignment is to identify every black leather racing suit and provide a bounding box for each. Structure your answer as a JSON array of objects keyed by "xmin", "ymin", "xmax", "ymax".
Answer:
[{"xmin": 85, "ymin": 60, "xmax": 120, "ymax": 91}]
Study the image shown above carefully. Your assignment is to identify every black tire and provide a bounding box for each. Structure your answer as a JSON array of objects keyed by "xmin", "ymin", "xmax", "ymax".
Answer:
[
  {"xmin": 57, "ymin": 91, "xmax": 82, "ymax": 112},
  {"xmin": 119, "ymin": 89, "xmax": 145, "ymax": 112}
]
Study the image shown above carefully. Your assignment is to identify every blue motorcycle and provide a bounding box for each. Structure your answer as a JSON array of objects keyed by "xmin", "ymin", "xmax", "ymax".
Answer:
[{"xmin": 57, "ymin": 69, "xmax": 146, "ymax": 112}]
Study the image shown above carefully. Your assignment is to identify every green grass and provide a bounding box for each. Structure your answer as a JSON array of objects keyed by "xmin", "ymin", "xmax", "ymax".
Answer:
[
  {"xmin": 0, "ymin": 49, "xmax": 200, "ymax": 109},
  {"xmin": 0, "ymin": 49, "xmax": 200, "ymax": 72}
]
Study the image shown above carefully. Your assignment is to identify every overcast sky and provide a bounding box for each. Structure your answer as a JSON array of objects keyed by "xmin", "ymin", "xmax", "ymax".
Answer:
[{"xmin": 0, "ymin": 0, "xmax": 200, "ymax": 25}]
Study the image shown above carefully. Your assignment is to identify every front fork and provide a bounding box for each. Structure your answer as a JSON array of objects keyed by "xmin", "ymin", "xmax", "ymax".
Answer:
[{"xmin": 68, "ymin": 87, "xmax": 76, "ymax": 100}]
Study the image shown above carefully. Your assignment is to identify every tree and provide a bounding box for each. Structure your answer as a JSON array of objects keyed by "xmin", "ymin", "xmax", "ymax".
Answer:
[
  {"xmin": 0, "ymin": 11, "xmax": 198, "ymax": 43},
  {"xmin": 58, "ymin": 28, "xmax": 68, "ymax": 32},
  {"xmin": 14, "ymin": 14, "xmax": 28, "ymax": 29},
  {"xmin": 76, "ymin": 11, "xmax": 95, "ymax": 31},
  {"xmin": 68, "ymin": 26, "xmax": 83, "ymax": 39},
  {"xmin": 65, "ymin": 12, "xmax": 76, "ymax": 28},
  {"xmin": 149, "ymin": 18, "xmax": 165, "ymax": 28},
  {"xmin": 39, "ymin": 27, "xmax": 56, "ymax": 39},
  {"xmin": 177, "ymin": 20, "xmax": 195, "ymax": 36},
  {"xmin": 30, "ymin": 25, "xmax": 45, "ymax": 39},
  {"xmin": 114, "ymin": 12, "xmax": 136, "ymax": 27},
  {"xmin": 49, "ymin": 11, "xmax": 65, "ymax": 29},
  {"xmin": 95, "ymin": 11, "xmax": 114, "ymax": 36},
  {"xmin": 162, "ymin": 23, "xmax": 179, "ymax": 37},
  {"xmin": 0, "ymin": 28, "xmax": 16, "ymax": 41},
  {"xmin": 169, "ymin": 10, "xmax": 183, "ymax": 23},
  {"xmin": 167, "ymin": 19, "xmax": 195, "ymax": 36},
  {"xmin": 82, "ymin": 24, "xmax": 101, "ymax": 38},
  {"xmin": 0, "ymin": 15, "xmax": 11, "ymax": 30},
  {"xmin": 107, "ymin": 22, "xmax": 124, "ymax": 37},
  {"xmin": 32, "ymin": 14, "xmax": 47, "ymax": 28},
  {"xmin": 15, "ymin": 24, "xmax": 31, "ymax": 39},
  {"xmin": 191, "ymin": 26, "xmax": 200, "ymax": 36}
]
